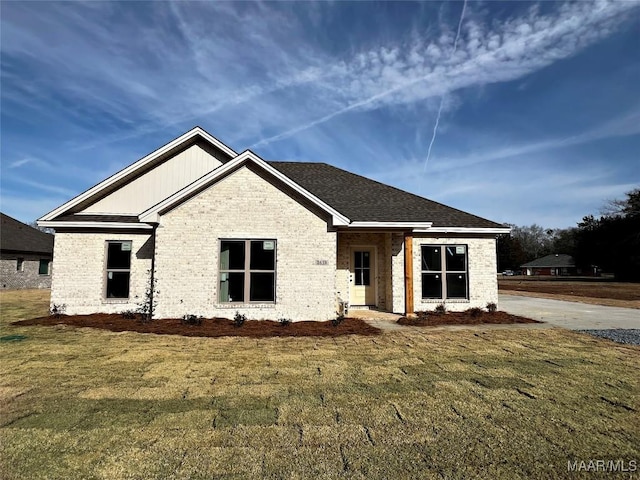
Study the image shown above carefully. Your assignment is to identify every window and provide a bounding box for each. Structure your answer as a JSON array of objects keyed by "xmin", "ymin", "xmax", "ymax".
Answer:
[
  {"xmin": 105, "ymin": 241, "xmax": 132, "ymax": 299},
  {"xmin": 421, "ymin": 245, "xmax": 468, "ymax": 300},
  {"xmin": 219, "ymin": 240, "xmax": 276, "ymax": 303},
  {"xmin": 354, "ymin": 251, "xmax": 371, "ymax": 286},
  {"xmin": 39, "ymin": 259, "xmax": 50, "ymax": 275},
  {"xmin": 16, "ymin": 258, "xmax": 24, "ymax": 272}
]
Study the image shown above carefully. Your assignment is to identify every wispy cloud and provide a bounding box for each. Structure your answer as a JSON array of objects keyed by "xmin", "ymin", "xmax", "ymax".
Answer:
[
  {"xmin": 5, "ymin": 157, "xmax": 54, "ymax": 170},
  {"xmin": 3, "ymin": 1, "xmax": 637, "ymax": 151},
  {"xmin": 364, "ymin": 108, "xmax": 640, "ymax": 183},
  {"xmin": 253, "ymin": 0, "xmax": 639, "ymax": 147},
  {"xmin": 1, "ymin": 1, "xmax": 638, "ymax": 226},
  {"xmin": 6, "ymin": 177, "xmax": 76, "ymax": 197},
  {"xmin": 8, "ymin": 158, "xmax": 30, "ymax": 169}
]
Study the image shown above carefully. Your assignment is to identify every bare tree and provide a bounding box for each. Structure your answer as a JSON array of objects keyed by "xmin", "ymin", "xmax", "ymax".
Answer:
[{"xmin": 29, "ymin": 221, "xmax": 54, "ymax": 234}]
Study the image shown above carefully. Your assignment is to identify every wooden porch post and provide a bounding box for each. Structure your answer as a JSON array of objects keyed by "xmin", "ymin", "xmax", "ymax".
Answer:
[{"xmin": 404, "ymin": 232, "xmax": 414, "ymax": 316}]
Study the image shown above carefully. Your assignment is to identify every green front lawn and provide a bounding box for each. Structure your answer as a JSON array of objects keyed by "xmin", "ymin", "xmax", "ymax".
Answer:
[{"xmin": 1, "ymin": 290, "xmax": 638, "ymax": 479}]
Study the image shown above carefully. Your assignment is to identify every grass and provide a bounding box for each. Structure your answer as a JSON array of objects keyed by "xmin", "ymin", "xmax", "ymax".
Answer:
[{"xmin": 1, "ymin": 289, "xmax": 639, "ymax": 479}]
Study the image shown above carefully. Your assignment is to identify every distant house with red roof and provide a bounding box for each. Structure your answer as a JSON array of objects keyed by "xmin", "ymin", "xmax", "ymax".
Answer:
[{"xmin": 521, "ymin": 254, "xmax": 576, "ymax": 276}]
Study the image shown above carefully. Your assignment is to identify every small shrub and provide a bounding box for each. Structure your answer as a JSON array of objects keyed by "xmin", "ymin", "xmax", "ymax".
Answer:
[
  {"xmin": 49, "ymin": 303, "xmax": 66, "ymax": 318},
  {"xmin": 434, "ymin": 303, "xmax": 447, "ymax": 314},
  {"xmin": 136, "ymin": 269, "xmax": 158, "ymax": 322},
  {"xmin": 466, "ymin": 307, "xmax": 484, "ymax": 318},
  {"xmin": 182, "ymin": 314, "xmax": 202, "ymax": 326},
  {"xmin": 278, "ymin": 317, "xmax": 292, "ymax": 327},
  {"xmin": 415, "ymin": 310, "xmax": 429, "ymax": 320},
  {"xmin": 121, "ymin": 310, "xmax": 137, "ymax": 319},
  {"xmin": 332, "ymin": 313, "xmax": 345, "ymax": 327},
  {"xmin": 486, "ymin": 302, "xmax": 498, "ymax": 313},
  {"xmin": 233, "ymin": 311, "xmax": 246, "ymax": 327}
]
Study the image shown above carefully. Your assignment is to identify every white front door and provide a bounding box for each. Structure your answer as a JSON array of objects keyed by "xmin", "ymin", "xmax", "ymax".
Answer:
[{"xmin": 350, "ymin": 247, "xmax": 376, "ymax": 306}]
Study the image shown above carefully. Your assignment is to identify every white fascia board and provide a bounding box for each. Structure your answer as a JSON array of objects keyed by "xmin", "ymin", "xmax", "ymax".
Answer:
[
  {"xmin": 39, "ymin": 127, "xmax": 238, "ymax": 222},
  {"xmin": 139, "ymin": 151, "xmax": 351, "ymax": 226},
  {"xmin": 38, "ymin": 221, "xmax": 153, "ymax": 230},
  {"xmin": 413, "ymin": 227, "xmax": 511, "ymax": 234},
  {"xmin": 348, "ymin": 221, "xmax": 433, "ymax": 229}
]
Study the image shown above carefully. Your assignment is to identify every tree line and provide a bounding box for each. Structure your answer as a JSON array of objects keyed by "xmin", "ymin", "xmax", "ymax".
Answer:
[{"xmin": 498, "ymin": 188, "xmax": 640, "ymax": 281}]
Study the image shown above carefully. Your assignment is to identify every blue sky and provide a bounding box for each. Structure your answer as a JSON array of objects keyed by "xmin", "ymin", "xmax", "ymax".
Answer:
[{"xmin": 1, "ymin": 1, "xmax": 639, "ymax": 228}]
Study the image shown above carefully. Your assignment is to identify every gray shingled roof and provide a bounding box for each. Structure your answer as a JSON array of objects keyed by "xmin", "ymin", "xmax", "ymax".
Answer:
[
  {"xmin": 1, "ymin": 213, "xmax": 54, "ymax": 254},
  {"xmin": 269, "ymin": 162, "xmax": 504, "ymax": 228},
  {"xmin": 521, "ymin": 254, "xmax": 575, "ymax": 268},
  {"xmin": 48, "ymin": 161, "xmax": 505, "ymax": 229}
]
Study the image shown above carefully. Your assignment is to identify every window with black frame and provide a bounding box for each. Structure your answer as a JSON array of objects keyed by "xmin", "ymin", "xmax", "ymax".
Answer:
[
  {"xmin": 421, "ymin": 245, "xmax": 468, "ymax": 300},
  {"xmin": 105, "ymin": 241, "xmax": 132, "ymax": 298},
  {"xmin": 38, "ymin": 259, "xmax": 50, "ymax": 275},
  {"xmin": 219, "ymin": 240, "xmax": 276, "ymax": 303}
]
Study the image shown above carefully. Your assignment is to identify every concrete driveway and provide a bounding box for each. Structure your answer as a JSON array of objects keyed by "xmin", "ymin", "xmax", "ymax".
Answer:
[{"xmin": 499, "ymin": 294, "xmax": 640, "ymax": 330}]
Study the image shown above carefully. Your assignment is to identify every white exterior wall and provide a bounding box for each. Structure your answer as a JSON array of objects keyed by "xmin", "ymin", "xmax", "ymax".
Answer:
[
  {"xmin": 153, "ymin": 166, "xmax": 337, "ymax": 321},
  {"xmin": 82, "ymin": 144, "xmax": 223, "ymax": 215},
  {"xmin": 50, "ymin": 232, "xmax": 153, "ymax": 315},
  {"xmin": 412, "ymin": 235, "xmax": 498, "ymax": 312}
]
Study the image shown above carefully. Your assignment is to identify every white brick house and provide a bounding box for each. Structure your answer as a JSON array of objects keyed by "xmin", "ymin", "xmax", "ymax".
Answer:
[{"xmin": 39, "ymin": 127, "xmax": 509, "ymax": 320}]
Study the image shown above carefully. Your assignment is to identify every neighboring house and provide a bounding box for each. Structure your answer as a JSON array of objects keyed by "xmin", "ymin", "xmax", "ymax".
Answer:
[
  {"xmin": 1, "ymin": 213, "xmax": 54, "ymax": 289},
  {"xmin": 38, "ymin": 127, "xmax": 509, "ymax": 320},
  {"xmin": 521, "ymin": 254, "xmax": 577, "ymax": 276}
]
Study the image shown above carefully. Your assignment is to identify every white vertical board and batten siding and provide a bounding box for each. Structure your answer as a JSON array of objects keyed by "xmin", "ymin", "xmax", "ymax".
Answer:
[{"xmin": 81, "ymin": 144, "xmax": 224, "ymax": 215}]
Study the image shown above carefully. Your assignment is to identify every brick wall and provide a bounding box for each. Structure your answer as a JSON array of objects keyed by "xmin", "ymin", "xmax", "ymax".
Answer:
[
  {"xmin": 412, "ymin": 235, "xmax": 498, "ymax": 312},
  {"xmin": 0, "ymin": 253, "xmax": 52, "ymax": 289},
  {"xmin": 153, "ymin": 165, "xmax": 337, "ymax": 321},
  {"xmin": 50, "ymin": 232, "xmax": 153, "ymax": 314}
]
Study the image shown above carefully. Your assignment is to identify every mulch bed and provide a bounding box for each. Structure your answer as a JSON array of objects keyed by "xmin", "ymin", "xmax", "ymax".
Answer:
[
  {"xmin": 12, "ymin": 314, "xmax": 382, "ymax": 338},
  {"xmin": 397, "ymin": 311, "xmax": 541, "ymax": 326}
]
